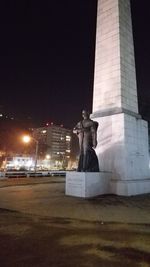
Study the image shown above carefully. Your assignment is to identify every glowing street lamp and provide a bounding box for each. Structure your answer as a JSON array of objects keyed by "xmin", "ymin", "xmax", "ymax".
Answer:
[
  {"xmin": 22, "ymin": 135, "xmax": 39, "ymax": 173},
  {"xmin": 22, "ymin": 135, "xmax": 31, "ymax": 143},
  {"xmin": 45, "ymin": 154, "xmax": 50, "ymax": 160}
]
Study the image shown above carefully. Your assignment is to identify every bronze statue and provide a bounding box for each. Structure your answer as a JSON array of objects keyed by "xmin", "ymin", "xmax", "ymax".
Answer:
[{"xmin": 73, "ymin": 110, "xmax": 99, "ymax": 172}]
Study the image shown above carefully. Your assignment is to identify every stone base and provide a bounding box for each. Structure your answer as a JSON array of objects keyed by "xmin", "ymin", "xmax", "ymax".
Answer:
[
  {"xmin": 65, "ymin": 172, "xmax": 111, "ymax": 198},
  {"xmin": 90, "ymin": 113, "xmax": 150, "ymax": 195},
  {"xmin": 110, "ymin": 179, "xmax": 150, "ymax": 196}
]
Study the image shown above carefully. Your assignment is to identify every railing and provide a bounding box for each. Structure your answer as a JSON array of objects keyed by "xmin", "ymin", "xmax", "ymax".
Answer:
[
  {"xmin": 1, "ymin": 170, "xmax": 66, "ymax": 178},
  {"xmin": 5, "ymin": 172, "xmax": 27, "ymax": 178}
]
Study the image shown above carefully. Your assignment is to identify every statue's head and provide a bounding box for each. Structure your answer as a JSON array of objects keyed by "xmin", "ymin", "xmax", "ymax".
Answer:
[{"xmin": 82, "ymin": 110, "xmax": 90, "ymax": 119}]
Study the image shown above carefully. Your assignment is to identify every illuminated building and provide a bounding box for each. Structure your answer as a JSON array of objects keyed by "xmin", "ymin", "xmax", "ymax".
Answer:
[
  {"xmin": 32, "ymin": 125, "xmax": 72, "ymax": 169},
  {"xmin": 3, "ymin": 156, "xmax": 34, "ymax": 171}
]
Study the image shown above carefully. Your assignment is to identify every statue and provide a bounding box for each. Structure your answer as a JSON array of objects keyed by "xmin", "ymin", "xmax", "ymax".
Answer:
[{"xmin": 73, "ymin": 110, "xmax": 99, "ymax": 172}]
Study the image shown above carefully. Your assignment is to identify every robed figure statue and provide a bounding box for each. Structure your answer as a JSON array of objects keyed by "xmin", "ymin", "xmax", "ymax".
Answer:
[{"xmin": 73, "ymin": 110, "xmax": 99, "ymax": 172}]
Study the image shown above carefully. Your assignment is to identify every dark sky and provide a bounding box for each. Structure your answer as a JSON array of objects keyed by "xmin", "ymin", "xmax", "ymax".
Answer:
[{"xmin": 0, "ymin": 0, "xmax": 150, "ymax": 128}]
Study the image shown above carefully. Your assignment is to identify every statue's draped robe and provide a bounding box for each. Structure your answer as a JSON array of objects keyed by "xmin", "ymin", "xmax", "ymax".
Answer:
[{"xmin": 75, "ymin": 120, "xmax": 99, "ymax": 172}]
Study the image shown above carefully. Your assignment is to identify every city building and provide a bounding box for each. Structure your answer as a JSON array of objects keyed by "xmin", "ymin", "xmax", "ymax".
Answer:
[
  {"xmin": 32, "ymin": 124, "xmax": 72, "ymax": 169},
  {"xmin": 2, "ymin": 156, "xmax": 34, "ymax": 171}
]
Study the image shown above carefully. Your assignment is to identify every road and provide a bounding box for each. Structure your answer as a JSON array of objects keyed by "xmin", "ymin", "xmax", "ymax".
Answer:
[
  {"xmin": 0, "ymin": 177, "xmax": 150, "ymax": 267},
  {"xmin": 0, "ymin": 177, "xmax": 150, "ymax": 223}
]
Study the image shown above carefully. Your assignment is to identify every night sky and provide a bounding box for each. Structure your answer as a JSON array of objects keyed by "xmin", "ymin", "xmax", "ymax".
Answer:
[{"xmin": 0, "ymin": 0, "xmax": 150, "ymax": 129}]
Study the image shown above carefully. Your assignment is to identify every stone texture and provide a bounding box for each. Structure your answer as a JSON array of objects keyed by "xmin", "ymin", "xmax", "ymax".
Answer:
[
  {"xmin": 65, "ymin": 172, "xmax": 111, "ymax": 198},
  {"xmin": 110, "ymin": 179, "xmax": 150, "ymax": 196},
  {"xmin": 93, "ymin": 0, "xmax": 138, "ymax": 115},
  {"xmin": 92, "ymin": 0, "xmax": 150, "ymax": 195},
  {"xmin": 91, "ymin": 113, "xmax": 150, "ymax": 196},
  {"xmin": 94, "ymin": 114, "xmax": 149, "ymax": 180}
]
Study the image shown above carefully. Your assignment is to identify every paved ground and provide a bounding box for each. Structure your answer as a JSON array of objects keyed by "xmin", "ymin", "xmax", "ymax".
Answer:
[{"xmin": 0, "ymin": 177, "xmax": 150, "ymax": 267}]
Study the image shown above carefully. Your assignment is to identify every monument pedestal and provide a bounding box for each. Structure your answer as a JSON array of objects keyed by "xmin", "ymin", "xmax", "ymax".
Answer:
[
  {"xmin": 66, "ymin": 171, "xmax": 111, "ymax": 198},
  {"xmin": 92, "ymin": 112, "xmax": 150, "ymax": 196},
  {"xmin": 110, "ymin": 179, "xmax": 150, "ymax": 196}
]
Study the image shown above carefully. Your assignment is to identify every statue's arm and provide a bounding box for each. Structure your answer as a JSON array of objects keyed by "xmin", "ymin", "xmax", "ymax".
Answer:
[{"xmin": 73, "ymin": 122, "xmax": 82, "ymax": 135}]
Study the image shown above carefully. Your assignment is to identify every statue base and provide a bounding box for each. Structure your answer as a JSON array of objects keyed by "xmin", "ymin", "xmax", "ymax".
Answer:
[{"xmin": 65, "ymin": 171, "xmax": 111, "ymax": 198}]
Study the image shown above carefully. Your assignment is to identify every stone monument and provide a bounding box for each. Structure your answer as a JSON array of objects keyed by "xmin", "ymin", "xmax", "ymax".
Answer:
[
  {"xmin": 66, "ymin": 110, "xmax": 111, "ymax": 198},
  {"xmin": 91, "ymin": 0, "xmax": 150, "ymax": 195}
]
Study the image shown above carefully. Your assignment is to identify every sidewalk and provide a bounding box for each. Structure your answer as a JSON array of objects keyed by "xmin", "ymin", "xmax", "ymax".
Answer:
[{"xmin": 0, "ymin": 177, "xmax": 150, "ymax": 267}]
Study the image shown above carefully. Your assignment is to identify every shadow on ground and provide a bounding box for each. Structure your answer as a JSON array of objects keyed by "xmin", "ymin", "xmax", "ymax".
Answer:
[{"xmin": 0, "ymin": 208, "xmax": 150, "ymax": 267}]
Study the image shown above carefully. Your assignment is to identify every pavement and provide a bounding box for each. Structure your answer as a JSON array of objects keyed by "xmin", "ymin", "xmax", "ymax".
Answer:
[{"xmin": 0, "ymin": 177, "xmax": 150, "ymax": 267}]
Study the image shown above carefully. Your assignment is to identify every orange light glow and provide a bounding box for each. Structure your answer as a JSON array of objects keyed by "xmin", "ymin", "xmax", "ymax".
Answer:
[{"xmin": 22, "ymin": 135, "xmax": 31, "ymax": 143}]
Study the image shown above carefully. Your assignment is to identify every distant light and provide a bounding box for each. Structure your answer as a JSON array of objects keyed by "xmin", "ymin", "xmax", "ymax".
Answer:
[
  {"xmin": 51, "ymin": 122, "xmax": 53, "ymax": 125},
  {"xmin": 26, "ymin": 160, "xmax": 33, "ymax": 167},
  {"xmin": 42, "ymin": 130, "xmax": 47, "ymax": 134},
  {"xmin": 22, "ymin": 135, "xmax": 31, "ymax": 143},
  {"xmin": 66, "ymin": 150, "xmax": 71, "ymax": 153},
  {"xmin": 46, "ymin": 154, "xmax": 50, "ymax": 159},
  {"xmin": 46, "ymin": 123, "xmax": 49, "ymax": 126},
  {"xmin": 14, "ymin": 160, "xmax": 18, "ymax": 166},
  {"xmin": 66, "ymin": 135, "xmax": 71, "ymax": 141},
  {"xmin": 0, "ymin": 114, "xmax": 3, "ymax": 117}
]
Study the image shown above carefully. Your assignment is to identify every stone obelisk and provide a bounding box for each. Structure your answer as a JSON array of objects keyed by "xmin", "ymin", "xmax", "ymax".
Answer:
[{"xmin": 91, "ymin": 0, "xmax": 150, "ymax": 195}]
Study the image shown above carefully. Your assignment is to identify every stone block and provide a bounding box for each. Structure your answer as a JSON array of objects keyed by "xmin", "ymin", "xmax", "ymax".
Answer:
[
  {"xmin": 91, "ymin": 113, "xmax": 150, "ymax": 195},
  {"xmin": 110, "ymin": 179, "xmax": 150, "ymax": 196},
  {"xmin": 93, "ymin": 0, "xmax": 138, "ymax": 114},
  {"xmin": 65, "ymin": 172, "xmax": 111, "ymax": 198}
]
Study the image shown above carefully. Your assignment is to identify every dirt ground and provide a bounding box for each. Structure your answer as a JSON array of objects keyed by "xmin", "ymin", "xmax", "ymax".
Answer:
[{"xmin": 0, "ymin": 177, "xmax": 150, "ymax": 267}]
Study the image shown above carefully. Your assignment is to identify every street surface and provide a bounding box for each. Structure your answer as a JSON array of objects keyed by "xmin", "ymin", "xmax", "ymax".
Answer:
[{"xmin": 0, "ymin": 177, "xmax": 150, "ymax": 267}]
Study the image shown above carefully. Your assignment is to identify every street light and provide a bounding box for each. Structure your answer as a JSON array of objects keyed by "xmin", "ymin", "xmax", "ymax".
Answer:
[
  {"xmin": 45, "ymin": 154, "xmax": 50, "ymax": 160},
  {"xmin": 22, "ymin": 135, "xmax": 39, "ymax": 173},
  {"xmin": 23, "ymin": 135, "xmax": 31, "ymax": 143}
]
